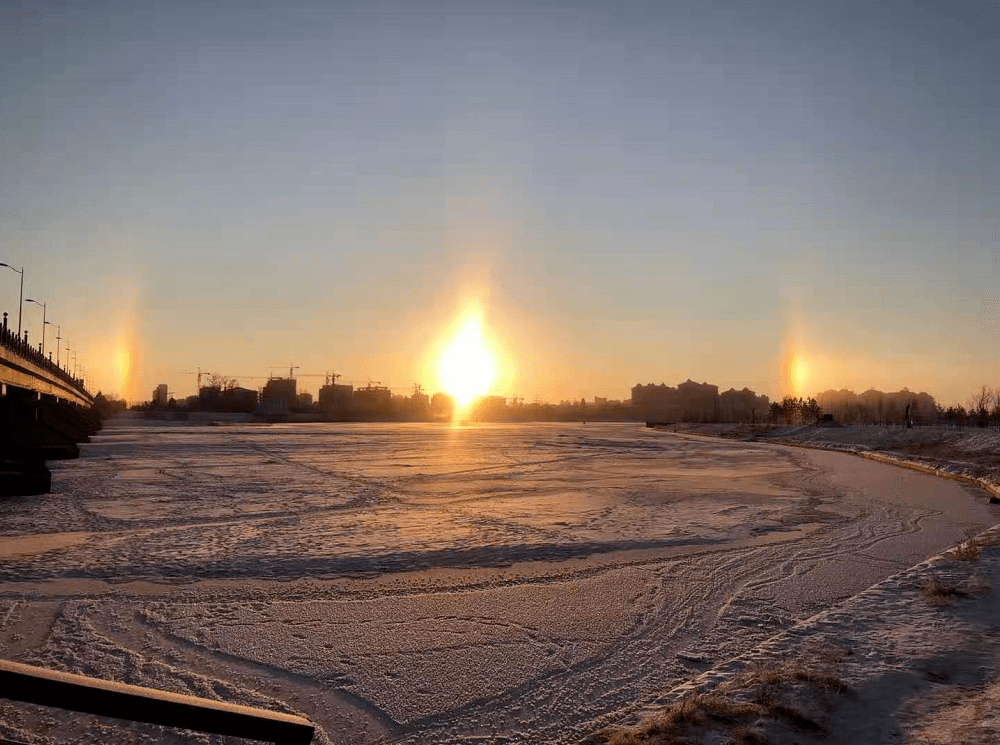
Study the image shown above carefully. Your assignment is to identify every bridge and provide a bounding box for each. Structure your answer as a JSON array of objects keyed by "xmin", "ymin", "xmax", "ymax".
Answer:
[
  {"xmin": 0, "ymin": 320, "xmax": 101, "ymax": 495},
  {"xmin": 0, "ymin": 323, "xmax": 93, "ymax": 407}
]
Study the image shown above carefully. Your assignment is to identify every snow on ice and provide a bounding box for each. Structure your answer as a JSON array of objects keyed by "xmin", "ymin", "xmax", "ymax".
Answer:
[{"xmin": 1, "ymin": 422, "xmax": 997, "ymax": 744}]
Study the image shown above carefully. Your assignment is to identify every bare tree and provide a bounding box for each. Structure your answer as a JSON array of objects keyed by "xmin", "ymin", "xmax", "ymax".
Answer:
[
  {"xmin": 803, "ymin": 397, "xmax": 821, "ymax": 422},
  {"xmin": 967, "ymin": 386, "xmax": 992, "ymax": 428},
  {"xmin": 206, "ymin": 374, "xmax": 239, "ymax": 391}
]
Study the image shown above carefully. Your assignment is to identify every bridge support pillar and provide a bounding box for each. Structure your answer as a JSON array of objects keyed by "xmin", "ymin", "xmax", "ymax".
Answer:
[
  {"xmin": 1, "ymin": 396, "xmax": 81, "ymax": 463},
  {"xmin": 0, "ymin": 344, "xmax": 101, "ymax": 496},
  {"xmin": 0, "ymin": 460, "xmax": 51, "ymax": 497}
]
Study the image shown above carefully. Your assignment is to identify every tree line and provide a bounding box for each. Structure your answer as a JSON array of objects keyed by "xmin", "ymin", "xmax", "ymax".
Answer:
[
  {"xmin": 938, "ymin": 386, "xmax": 1000, "ymax": 429},
  {"xmin": 768, "ymin": 396, "xmax": 822, "ymax": 424}
]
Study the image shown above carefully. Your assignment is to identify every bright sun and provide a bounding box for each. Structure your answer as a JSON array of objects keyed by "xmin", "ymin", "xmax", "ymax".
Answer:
[{"xmin": 439, "ymin": 320, "xmax": 495, "ymax": 406}]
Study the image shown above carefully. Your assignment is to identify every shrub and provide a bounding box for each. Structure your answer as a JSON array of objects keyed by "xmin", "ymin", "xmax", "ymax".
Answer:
[{"xmin": 922, "ymin": 575, "xmax": 966, "ymax": 604}]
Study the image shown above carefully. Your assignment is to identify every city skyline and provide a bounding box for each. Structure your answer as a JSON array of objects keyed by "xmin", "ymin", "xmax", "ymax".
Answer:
[
  {"xmin": 3, "ymin": 1, "xmax": 997, "ymax": 407},
  {"xmin": 144, "ymin": 369, "xmax": 944, "ymax": 415}
]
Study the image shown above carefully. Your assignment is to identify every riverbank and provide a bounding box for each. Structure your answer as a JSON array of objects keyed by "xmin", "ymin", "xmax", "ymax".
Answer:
[
  {"xmin": 585, "ymin": 425, "xmax": 1000, "ymax": 744},
  {"xmin": 667, "ymin": 422, "xmax": 1000, "ymax": 498},
  {"xmin": 586, "ymin": 521, "xmax": 1000, "ymax": 745}
]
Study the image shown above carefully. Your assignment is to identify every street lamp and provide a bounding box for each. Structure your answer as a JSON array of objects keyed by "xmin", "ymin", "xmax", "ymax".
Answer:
[
  {"xmin": 45, "ymin": 321, "xmax": 59, "ymax": 366},
  {"xmin": 0, "ymin": 263, "xmax": 24, "ymax": 336},
  {"xmin": 64, "ymin": 347, "xmax": 72, "ymax": 373},
  {"xmin": 25, "ymin": 298, "xmax": 46, "ymax": 357},
  {"xmin": 50, "ymin": 324, "xmax": 61, "ymax": 367}
]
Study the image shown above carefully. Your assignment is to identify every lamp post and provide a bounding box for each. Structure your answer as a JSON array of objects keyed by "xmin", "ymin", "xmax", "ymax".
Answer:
[
  {"xmin": 0, "ymin": 264, "xmax": 24, "ymax": 336},
  {"xmin": 49, "ymin": 323, "xmax": 61, "ymax": 367},
  {"xmin": 64, "ymin": 347, "xmax": 72, "ymax": 374},
  {"xmin": 25, "ymin": 298, "xmax": 46, "ymax": 357}
]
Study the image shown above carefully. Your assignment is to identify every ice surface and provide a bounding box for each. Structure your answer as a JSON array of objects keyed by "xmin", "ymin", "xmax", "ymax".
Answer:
[
  {"xmin": 600, "ymin": 525, "xmax": 1000, "ymax": 745},
  {"xmin": 1, "ymin": 422, "xmax": 996, "ymax": 744}
]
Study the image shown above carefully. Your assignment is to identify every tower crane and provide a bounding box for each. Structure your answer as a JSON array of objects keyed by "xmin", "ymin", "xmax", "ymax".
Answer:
[
  {"xmin": 265, "ymin": 365, "xmax": 338, "ymax": 381},
  {"xmin": 178, "ymin": 367, "xmax": 212, "ymax": 390}
]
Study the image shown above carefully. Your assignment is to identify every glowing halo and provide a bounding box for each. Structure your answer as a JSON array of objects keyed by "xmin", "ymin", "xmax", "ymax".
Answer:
[{"xmin": 787, "ymin": 353, "xmax": 809, "ymax": 398}]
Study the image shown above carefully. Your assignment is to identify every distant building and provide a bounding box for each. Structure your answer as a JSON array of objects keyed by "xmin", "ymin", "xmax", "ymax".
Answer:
[
  {"xmin": 631, "ymin": 379, "xmax": 719, "ymax": 422},
  {"xmin": 297, "ymin": 392, "xmax": 314, "ymax": 410},
  {"xmin": 470, "ymin": 395, "xmax": 507, "ymax": 421},
  {"xmin": 262, "ymin": 377, "xmax": 296, "ymax": 407},
  {"xmin": 259, "ymin": 377, "xmax": 297, "ymax": 419},
  {"xmin": 353, "ymin": 383, "xmax": 393, "ymax": 419},
  {"xmin": 430, "ymin": 392, "xmax": 455, "ymax": 420},
  {"xmin": 406, "ymin": 389, "xmax": 430, "ymax": 421},
  {"xmin": 631, "ymin": 383, "xmax": 679, "ymax": 421},
  {"xmin": 318, "ymin": 382, "xmax": 353, "ymax": 420},
  {"xmin": 718, "ymin": 388, "xmax": 769, "ymax": 423},
  {"xmin": 153, "ymin": 384, "xmax": 168, "ymax": 407},
  {"xmin": 816, "ymin": 388, "xmax": 937, "ymax": 425},
  {"xmin": 677, "ymin": 380, "xmax": 719, "ymax": 420},
  {"xmin": 200, "ymin": 385, "xmax": 258, "ymax": 413},
  {"xmin": 228, "ymin": 387, "xmax": 259, "ymax": 412}
]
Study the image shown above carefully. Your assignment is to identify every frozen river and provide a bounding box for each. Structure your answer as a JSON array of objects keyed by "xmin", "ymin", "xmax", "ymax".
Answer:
[{"xmin": 1, "ymin": 421, "xmax": 997, "ymax": 744}]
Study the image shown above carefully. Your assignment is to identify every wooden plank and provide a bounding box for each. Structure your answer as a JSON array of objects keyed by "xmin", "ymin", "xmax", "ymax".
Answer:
[{"xmin": 0, "ymin": 659, "xmax": 314, "ymax": 745}]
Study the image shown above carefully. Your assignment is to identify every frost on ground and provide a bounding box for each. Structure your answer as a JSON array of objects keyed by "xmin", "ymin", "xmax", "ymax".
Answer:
[
  {"xmin": 676, "ymin": 422, "xmax": 1000, "ymax": 496},
  {"xmin": 589, "ymin": 527, "xmax": 1000, "ymax": 745},
  {"xmin": 0, "ymin": 422, "xmax": 997, "ymax": 744}
]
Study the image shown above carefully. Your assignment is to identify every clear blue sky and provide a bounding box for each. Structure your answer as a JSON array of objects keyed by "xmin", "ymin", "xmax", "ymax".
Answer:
[{"xmin": 2, "ymin": 0, "xmax": 996, "ymax": 405}]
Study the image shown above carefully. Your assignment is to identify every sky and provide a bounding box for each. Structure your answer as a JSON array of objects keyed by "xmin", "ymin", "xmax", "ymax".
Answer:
[{"xmin": 1, "ymin": 0, "xmax": 997, "ymax": 406}]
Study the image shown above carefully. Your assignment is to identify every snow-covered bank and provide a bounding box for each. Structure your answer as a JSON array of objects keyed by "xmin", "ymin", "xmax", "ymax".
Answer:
[
  {"xmin": 672, "ymin": 423, "xmax": 1000, "ymax": 500},
  {"xmin": 585, "ymin": 425, "xmax": 1000, "ymax": 744},
  {"xmin": 587, "ymin": 524, "xmax": 1000, "ymax": 745}
]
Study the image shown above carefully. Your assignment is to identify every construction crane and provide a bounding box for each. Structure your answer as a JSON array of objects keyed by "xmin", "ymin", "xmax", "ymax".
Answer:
[
  {"xmin": 264, "ymin": 364, "xmax": 342, "ymax": 381},
  {"xmin": 215, "ymin": 371, "xmax": 336, "ymax": 382},
  {"xmin": 178, "ymin": 367, "xmax": 212, "ymax": 390}
]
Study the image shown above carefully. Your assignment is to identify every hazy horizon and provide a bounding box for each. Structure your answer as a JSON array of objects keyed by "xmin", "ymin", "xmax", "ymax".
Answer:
[{"xmin": 3, "ymin": 1, "xmax": 997, "ymax": 407}]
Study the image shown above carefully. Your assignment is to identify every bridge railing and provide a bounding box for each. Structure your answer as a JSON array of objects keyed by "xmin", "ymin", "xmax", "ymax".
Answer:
[
  {"xmin": 0, "ymin": 320, "xmax": 89, "ymax": 399},
  {"xmin": 0, "ymin": 658, "xmax": 315, "ymax": 744}
]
